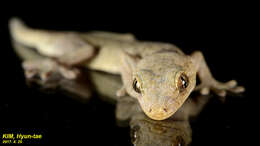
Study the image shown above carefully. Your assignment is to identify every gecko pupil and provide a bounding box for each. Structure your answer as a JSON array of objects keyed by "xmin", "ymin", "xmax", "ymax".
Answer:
[
  {"xmin": 181, "ymin": 76, "xmax": 188, "ymax": 88},
  {"xmin": 133, "ymin": 78, "xmax": 141, "ymax": 93},
  {"xmin": 178, "ymin": 73, "xmax": 189, "ymax": 92}
]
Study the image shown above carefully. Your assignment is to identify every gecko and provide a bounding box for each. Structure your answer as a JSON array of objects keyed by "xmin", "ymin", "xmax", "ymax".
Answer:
[
  {"xmin": 9, "ymin": 18, "xmax": 245, "ymax": 120},
  {"xmin": 12, "ymin": 43, "xmax": 212, "ymax": 146}
]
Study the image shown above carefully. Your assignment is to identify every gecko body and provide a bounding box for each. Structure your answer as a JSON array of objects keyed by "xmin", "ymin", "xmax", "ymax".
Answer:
[
  {"xmin": 12, "ymin": 43, "xmax": 215, "ymax": 146},
  {"xmin": 9, "ymin": 18, "xmax": 244, "ymax": 120}
]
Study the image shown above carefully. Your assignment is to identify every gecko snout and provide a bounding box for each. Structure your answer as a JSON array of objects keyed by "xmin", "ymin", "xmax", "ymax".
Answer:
[
  {"xmin": 148, "ymin": 106, "xmax": 168, "ymax": 113},
  {"xmin": 145, "ymin": 104, "xmax": 177, "ymax": 120}
]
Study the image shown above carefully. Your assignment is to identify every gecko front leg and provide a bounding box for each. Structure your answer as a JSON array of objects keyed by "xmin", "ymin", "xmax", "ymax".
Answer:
[{"xmin": 191, "ymin": 51, "xmax": 245, "ymax": 97}]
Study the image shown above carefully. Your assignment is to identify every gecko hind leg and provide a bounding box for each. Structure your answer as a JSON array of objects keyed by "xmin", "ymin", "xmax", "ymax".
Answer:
[
  {"xmin": 57, "ymin": 46, "xmax": 96, "ymax": 66},
  {"xmin": 191, "ymin": 51, "xmax": 245, "ymax": 97},
  {"xmin": 23, "ymin": 59, "xmax": 80, "ymax": 82},
  {"xmin": 50, "ymin": 33, "xmax": 96, "ymax": 66}
]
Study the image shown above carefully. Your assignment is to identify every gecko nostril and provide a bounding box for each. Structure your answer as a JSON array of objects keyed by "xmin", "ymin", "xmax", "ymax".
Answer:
[
  {"xmin": 163, "ymin": 108, "xmax": 168, "ymax": 112},
  {"xmin": 149, "ymin": 108, "xmax": 152, "ymax": 113}
]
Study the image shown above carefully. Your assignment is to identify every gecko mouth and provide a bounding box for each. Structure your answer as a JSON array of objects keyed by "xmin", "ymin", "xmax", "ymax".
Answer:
[
  {"xmin": 145, "ymin": 108, "xmax": 177, "ymax": 120},
  {"xmin": 139, "ymin": 94, "xmax": 182, "ymax": 120},
  {"xmin": 142, "ymin": 104, "xmax": 178, "ymax": 120}
]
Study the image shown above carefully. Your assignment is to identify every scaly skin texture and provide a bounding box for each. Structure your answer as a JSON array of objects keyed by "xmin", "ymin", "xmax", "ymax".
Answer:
[{"xmin": 9, "ymin": 18, "xmax": 245, "ymax": 120}]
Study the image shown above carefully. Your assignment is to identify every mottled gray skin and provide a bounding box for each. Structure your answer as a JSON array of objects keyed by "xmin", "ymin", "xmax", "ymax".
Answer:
[{"xmin": 9, "ymin": 18, "xmax": 244, "ymax": 120}]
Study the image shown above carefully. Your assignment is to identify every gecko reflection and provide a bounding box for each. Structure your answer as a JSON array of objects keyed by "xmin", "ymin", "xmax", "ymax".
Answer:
[
  {"xmin": 116, "ymin": 94, "xmax": 210, "ymax": 146},
  {"xmin": 13, "ymin": 42, "xmax": 211, "ymax": 146},
  {"xmin": 24, "ymin": 73, "xmax": 210, "ymax": 146}
]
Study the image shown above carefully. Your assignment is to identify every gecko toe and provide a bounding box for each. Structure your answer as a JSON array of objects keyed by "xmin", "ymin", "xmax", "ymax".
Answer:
[
  {"xmin": 229, "ymin": 86, "xmax": 245, "ymax": 93},
  {"xmin": 226, "ymin": 80, "xmax": 237, "ymax": 87},
  {"xmin": 216, "ymin": 90, "xmax": 226, "ymax": 97},
  {"xmin": 25, "ymin": 69, "xmax": 37, "ymax": 79},
  {"xmin": 200, "ymin": 87, "xmax": 210, "ymax": 95}
]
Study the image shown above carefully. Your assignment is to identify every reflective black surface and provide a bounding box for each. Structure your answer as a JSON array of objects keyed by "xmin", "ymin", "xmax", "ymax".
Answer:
[{"xmin": 0, "ymin": 9, "xmax": 255, "ymax": 145}]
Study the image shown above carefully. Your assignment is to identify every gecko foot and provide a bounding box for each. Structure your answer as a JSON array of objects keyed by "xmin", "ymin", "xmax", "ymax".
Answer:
[
  {"xmin": 116, "ymin": 87, "xmax": 127, "ymax": 97},
  {"xmin": 23, "ymin": 59, "xmax": 59, "ymax": 82},
  {"xmin": 22, "ymin": 59, "xmax": 80, "ymax": 82},
  {"xmin": 195, "ymin": 79, "xmax": 245, "ymax": 97}
]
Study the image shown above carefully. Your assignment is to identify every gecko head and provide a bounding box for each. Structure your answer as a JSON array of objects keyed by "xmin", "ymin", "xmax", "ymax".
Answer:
[{"xmin": 132, "ymin": 54, "xmax": 196, "ymax": 120}]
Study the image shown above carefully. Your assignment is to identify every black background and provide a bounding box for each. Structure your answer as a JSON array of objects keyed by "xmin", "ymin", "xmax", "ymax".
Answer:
[{"xmin": 0, "ymin": 3, "xmax": 257, "ymax": 145}]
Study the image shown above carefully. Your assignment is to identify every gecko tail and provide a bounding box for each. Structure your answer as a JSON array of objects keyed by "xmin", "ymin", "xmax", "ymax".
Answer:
[
  {"xmin": 9, "ymin": 17, "xmax": 27, "ymax": 31},
  {"xmin": 9, "ymin": 17, "xmax": 29, "ymax": 41},
  {"xmin": 9, "ymin": 17, "xmax": 50, "ymax": 48}
]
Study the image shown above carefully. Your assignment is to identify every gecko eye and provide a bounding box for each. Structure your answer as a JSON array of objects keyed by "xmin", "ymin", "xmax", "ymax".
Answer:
[
  {"xmin": 177, "ymin": 73, "xmax": 189, "ymax": 92},
  {"xmin": 133, "ymin": 78, "xmax": 141, "ymax": 93}
]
